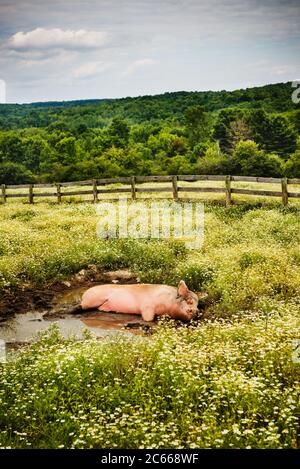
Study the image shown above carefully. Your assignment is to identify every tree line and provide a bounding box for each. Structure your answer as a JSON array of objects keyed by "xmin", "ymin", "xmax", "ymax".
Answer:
[{"xmin": 0, "ymin": 82, "xmax": 299, "ymax": 184}]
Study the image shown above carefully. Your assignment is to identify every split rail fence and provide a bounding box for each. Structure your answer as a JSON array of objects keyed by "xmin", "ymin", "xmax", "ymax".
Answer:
[{"xmin": 1, "ymin": 175, "xmax": 300, "ymax": 206}]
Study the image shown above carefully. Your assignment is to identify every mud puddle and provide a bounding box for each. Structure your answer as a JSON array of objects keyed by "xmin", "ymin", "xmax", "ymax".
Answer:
[{"xmin": 0, "ymin": 286, "xmax": 153, "ymax": 344}]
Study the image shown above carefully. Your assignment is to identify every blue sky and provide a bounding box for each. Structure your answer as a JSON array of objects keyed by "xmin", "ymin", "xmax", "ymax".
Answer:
[{"xmin": 0, "ymin": 0, "xmax": 299, "ymax": 103}]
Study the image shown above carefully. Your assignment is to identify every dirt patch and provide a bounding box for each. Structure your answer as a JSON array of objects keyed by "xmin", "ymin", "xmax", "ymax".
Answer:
[{"xmin": 0, "ymin": 267, "xmax": 139, "ymax": 321}]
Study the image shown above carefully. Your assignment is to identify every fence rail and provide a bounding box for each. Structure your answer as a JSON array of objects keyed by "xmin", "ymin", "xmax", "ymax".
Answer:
[{"xmin": 1, "ymin": 175, "xmax": 300, "ymax": 206}]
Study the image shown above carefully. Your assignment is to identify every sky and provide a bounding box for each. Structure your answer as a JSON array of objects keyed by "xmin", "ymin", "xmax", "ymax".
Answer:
[{"xmin": 0, "ymin": 0, "xmax": 300, "ymax": 103}]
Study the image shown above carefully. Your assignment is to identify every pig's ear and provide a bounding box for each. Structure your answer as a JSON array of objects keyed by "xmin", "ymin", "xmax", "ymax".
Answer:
[{"xmin": 178, "ymin": 280, "xmax": 189, "ymax": 297}]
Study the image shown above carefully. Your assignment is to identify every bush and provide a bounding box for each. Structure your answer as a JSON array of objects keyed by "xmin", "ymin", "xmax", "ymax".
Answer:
[
  {"xmin": 284, "ymin": 151, "xmax": 300, "ymax": 178},
  {"xmin": 0, "ymin": 162, "xmax": 35, "ymax": 184},
  {"xmin": 230, "ymin": 140, "xmax": 283, "ymax": 177},
  {"xmin": 196, "ymin": 144, "xmax": 230, "ymax": 174},
  {"xmin": 177, "ymin": 263, "xmax": 216, "ymax": 290}
]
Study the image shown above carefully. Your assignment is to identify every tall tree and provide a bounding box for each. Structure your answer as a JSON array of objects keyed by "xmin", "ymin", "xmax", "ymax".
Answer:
[
  {"xmin": 107, "ymin": 117, "xmax": 130, "ymax": 148},
  {"xmin": 184, "ymin": 105, "xmax": 211, "ymax": 147},
  {"xmin": 249, "ymin": 109, "xmax": 297, "ymax": 159},
  {"xmin": 0, "ymin": 133, "xmax": 24, "ymax": 164},
  {"xmin": 213, "ymin": 109, "xmax": 244, "ymax": 153}
]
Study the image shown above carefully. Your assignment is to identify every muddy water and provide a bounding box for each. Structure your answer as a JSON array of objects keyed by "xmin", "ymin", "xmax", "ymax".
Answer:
[{"xmin": 0, "ymin": 286, "xmax": 152, "ymax": 344}]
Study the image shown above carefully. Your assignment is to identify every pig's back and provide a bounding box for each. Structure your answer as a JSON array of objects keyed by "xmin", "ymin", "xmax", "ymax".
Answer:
[{"xmin": 81, "ymin": 283, "xmax": 177, "ymax": 313}]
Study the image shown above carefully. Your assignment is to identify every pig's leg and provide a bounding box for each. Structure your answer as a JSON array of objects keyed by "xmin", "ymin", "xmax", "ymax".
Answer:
[
  {"xmin": 97, "ymin": 299, "xmax": 111, "ymax": 311},
  {"xmin": 81, "ymin": 295, "xmax": 109, "ymax": 310},
  {"xmin": 141, "ymin": 307, "xmax": 155, "ymax": 322},
  {"xmin": 70, "ymin": 297, "xmax": 109, "ymax": 316}
]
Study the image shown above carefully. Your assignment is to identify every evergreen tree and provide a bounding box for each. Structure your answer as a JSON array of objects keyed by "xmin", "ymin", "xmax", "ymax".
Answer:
[
  {"xmin": 184, "ymin": 105, "xmax": 211, "ymax": 147},
  {"xmin": 249, "ymin": 109, "xmax": 297, "ymax": 159},
  {"xmin": 213, "ymin": 109, "xmax": 244, "ymax": 153}
]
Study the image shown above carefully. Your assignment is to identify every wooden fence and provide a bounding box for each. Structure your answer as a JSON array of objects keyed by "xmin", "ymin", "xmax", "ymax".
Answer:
[{"xmin": 1, "ymin": 175, "xmax": 300, "ymax": 206}]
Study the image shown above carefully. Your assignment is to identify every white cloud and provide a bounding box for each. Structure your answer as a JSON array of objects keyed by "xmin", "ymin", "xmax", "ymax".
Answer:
[
  {"xmin": 272, "ymin": 66, "xmax": 295, "ymax": 76},
  {"xmin": 0, "ymin": 1, "xmax": 299, "ymax": 102},
  {"xmin": 123, "ymin": 58, "xmax": 156, "ymax": 76},
  {"xmin": 7, "ymin": 27, "xmax": 109, "ymax": 51},
  {"xmin": 72, "ymin": 61, "xmax": 113, "ymax": 78},
  {"xmin": 246, "ymin": 60, "xmax": 296, "ymax": 77}
]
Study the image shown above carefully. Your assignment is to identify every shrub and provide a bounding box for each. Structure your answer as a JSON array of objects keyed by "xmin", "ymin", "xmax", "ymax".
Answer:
[
  {"xmin": 0, "ymin": 162, "xmax": 35, "ymax": 184},
  {"xmin": 284, "ymin": 151, "xmax": 300, "ymax": 178},
  {"xmin": 230, "ymin": 140, "xmax": 283, "ymax": 177}
]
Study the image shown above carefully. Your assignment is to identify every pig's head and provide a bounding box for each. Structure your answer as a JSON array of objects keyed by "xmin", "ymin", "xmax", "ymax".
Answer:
[{"xmin": 174, "ymin": 280, "xmax": 198, "ymax": 321}]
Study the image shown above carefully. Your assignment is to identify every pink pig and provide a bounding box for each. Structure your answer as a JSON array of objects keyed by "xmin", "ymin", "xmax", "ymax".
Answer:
[{"xmin": 80, "ymin": 280, "xmax": 199, "ymax": 321}]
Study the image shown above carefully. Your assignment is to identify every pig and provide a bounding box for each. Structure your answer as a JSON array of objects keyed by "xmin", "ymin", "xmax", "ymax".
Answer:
[{"xmin": 80, "ymin": 280, "xmax": 198, "ymax": 322}]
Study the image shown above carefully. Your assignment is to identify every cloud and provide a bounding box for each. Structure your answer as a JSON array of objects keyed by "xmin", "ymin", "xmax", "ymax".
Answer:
[
  {"xmin": 0, "ymin": 1, "xmax": 299, "ymax": 102},
  {"xmin": 72, "ymin": 61, "xmax": 113, "ymax": 78},
  {"xmin": 123, "ymin": 58, "xmax": 156, "ymax": 76},
  {"xmin": 6, "ymin": 27, "xmax": 109, "ymax": 51},
  {"xmin": 246, "ymin": 60, "xmax": 297, "ymax": 77}
]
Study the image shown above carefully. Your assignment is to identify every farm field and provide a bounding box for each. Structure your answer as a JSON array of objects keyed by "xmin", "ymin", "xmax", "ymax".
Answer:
[
  {"xmin": 0, "ymin": 197, "xmax": 300, "ymax": 448},
  {"xmin": 1, "ymin": 0, "xmax": 300, "ymax": 453}
]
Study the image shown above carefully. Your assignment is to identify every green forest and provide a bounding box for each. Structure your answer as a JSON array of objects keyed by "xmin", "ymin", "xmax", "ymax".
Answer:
[{"xmin": 0, "ymin": 81, "xmax": 299, "ymax": 184}]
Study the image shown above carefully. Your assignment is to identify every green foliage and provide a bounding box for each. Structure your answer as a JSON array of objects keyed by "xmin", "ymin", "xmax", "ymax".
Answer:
[
  {"xmin": 0, "ymin": 133, "xmax": 24, "ymax": 164},
  {"xmin": 177, "ymin": 263, "xmax": 216, "ymax": 290},
  {"xmin": 0, "ymin": 82, "xmax": 297, "ymax": 131},
  {"xmin": 0, "ymin": 82, "xmax": 299, "ymax": 183},
  {"xmin": 106, "ymin": 117, "xmax": 130, "ymax": 148},
  {"xmin": 249, "ymin": 110, "xmax": 297, "ymax": 158},
  {"xmin": 184, "ymin": 105, "xmax": 211, "ymax": 147},
  {"xmin": 0, "ymin": 162, "xmax": 35, "ymax": 184},
  {"xmin": 213, "ymin": 109, "xmax": 244, "ymax": 153},
  {"xmin": 284, "ymin": 150, "xmax": 300, "ymax": 178},
  {"xmin": 166, "ymin": 155, "xmax": 195, "ymax": 175},
  {"xmin": 56, "ymin": 137, "xmax": 78, "ymax": 164},
  {"xmin": 196, "ymin": 143, "xmax": 230, "ymax": 174},
  {"xmin": 230, "ymin": 141, "xmax": 283, "ymax": 177}
]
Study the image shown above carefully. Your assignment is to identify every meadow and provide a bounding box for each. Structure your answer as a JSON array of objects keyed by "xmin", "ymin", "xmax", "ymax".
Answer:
[{"xmin": 0, "ymin": 195, "xmax": 300, "ymax": 448}]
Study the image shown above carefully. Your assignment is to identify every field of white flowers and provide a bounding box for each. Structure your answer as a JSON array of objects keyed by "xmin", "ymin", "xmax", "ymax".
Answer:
[
  {"xmin": 0, "ymin": 311, "xmax": 299, "ymax": 449},
  {"xmin": 0, "ymin": 199, "xmax": 300, "ymax": 448}
]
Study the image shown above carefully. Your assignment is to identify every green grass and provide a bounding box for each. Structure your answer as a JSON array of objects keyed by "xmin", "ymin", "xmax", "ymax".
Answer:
[{"xmin": 0, "ymin": 198, "xmax": 300, "ymax": 448}]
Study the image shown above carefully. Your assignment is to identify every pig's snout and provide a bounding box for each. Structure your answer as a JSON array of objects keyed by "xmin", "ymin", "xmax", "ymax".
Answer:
[
  {"xmin": 181, "ymin": 307, "xmax": 197, "ymax": 321},
  {"xmin": 188, "ymin": 309, "xmax": 197, "ymax": 319}
]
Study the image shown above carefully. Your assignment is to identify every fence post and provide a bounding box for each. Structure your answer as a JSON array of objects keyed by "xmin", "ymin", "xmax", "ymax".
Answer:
[
  {"xmin": 172, "ymin": 175, "xmax": 178, "ymax": 201},
  {"xmin": 92, "ymin": 179, "xmax": 98, "ymax": 203},
  {"xmin": 28, "ymin": 184, "xmax": 34, "ymax": 204},
  {"xmin": 1, "ymin": 184, "xmax": 6, "ymax": 204},
  {"xmin": 281, "ymin": 177, "xmax": 288, "ymax": 207},
  {"xmin": 56, "ymin": 183, "xmax": 61, "ymax": 204},
  {"xmin": 131, "ymin": 176, "xmax": 136, "ymax": 201},
  {"xmin": 225, "ymin": 175, "xmax": 232, "ymax": 206}
]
